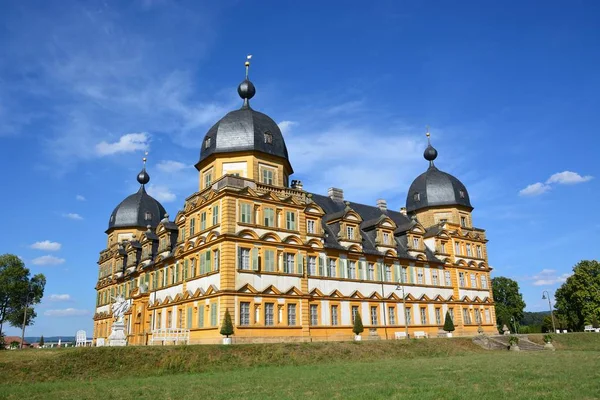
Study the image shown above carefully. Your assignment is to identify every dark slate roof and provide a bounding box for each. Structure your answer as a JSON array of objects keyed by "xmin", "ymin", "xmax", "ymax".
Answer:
[
  {"xmin": 406, "ymin": 165, "xmax": 472, "ymax": 213},
  {"xmin": 107, "ymin": 186, "xmax": 167, "ymax": 232},
  {"xmin": 198, "ymin": 107, "xmax": 291, "ymax": 170}
]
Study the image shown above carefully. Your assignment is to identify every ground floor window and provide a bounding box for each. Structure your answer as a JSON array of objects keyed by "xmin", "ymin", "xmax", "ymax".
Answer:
[
  {"xmin": 406, "ymin": 308, "xmax": 412, "ymax": 325},
  {"xmin": 265, "ymin": 303, "xmax": 274, "ymax": 326},
  {"xmin": 463, "ymin": 309, "xmax": 472, "ymax": 324},
  {"xmin": 371, "ymin": 306, "xmax": 378, "ymax": 325},
  {"xmin": 420, "ymin": 307, "xmax": 427, "ymax": 325},
  {"xmin": 352, "ymin": 306, "xmax": 359, "ymax": 323},
  {"xmin": 388, "ymin": 307, "xmax": 396, "ymax": 325},
  {"xmin": 484, "ymin": 309, "xmax": 491, "ymax": 324},
  {"xmin": 240, "ymin": 302, "xmax": 250, "ymax": 326},
  {"xmin": 435, "ymin": 308, "xmax": 441, "ymax": 325},
  {"xmin": 310, "ymin": 304, "xmax": 318, "ymax": 325},
  {"xmin": 287, "ymin": 304, "xmax": 296, "ymax": 326},
  {"xmin": 331, "ymin": 305, "xmax": 338, "ymax": 326}
]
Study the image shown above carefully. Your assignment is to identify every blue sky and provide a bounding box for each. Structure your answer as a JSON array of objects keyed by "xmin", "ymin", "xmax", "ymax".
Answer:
[{"xmin": 1, "ymin": 0, "xmax": 598, "ymax": 337}]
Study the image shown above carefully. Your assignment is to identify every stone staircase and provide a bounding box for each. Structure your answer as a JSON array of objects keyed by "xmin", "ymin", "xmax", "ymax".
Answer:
[{"xmin": 473, "ymin": 334, "xmax": 546, "ymax": 351}]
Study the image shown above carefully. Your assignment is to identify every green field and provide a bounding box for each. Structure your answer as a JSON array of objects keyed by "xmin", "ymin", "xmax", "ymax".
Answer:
[{"xmin": 1, "ymin": 334, "xmax": 599, "ymax": 400}]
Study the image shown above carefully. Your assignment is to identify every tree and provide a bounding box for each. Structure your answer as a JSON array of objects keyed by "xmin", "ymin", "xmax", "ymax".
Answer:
[
  {"xmin": 491, "ymin": 277, "xmax": 526, "ymax": 329},
  {"xmin": 0, "ymin": 254, "xmax": 46, "ymax": 337},
  {"xmin": 219, "ymin": 309, "xmax": 234, "ymax": 338},
  {"xmin": 39, "ymin": 335, "xmax": 44, "ymax": 347},
  {"xmin": 555, "ymin": 260, "xmax": 600, "ymax": 331},
  {"xmin": 443, "ymin": 311, "xmax": 455, "ymax": 333},
  {"xmin": 592, "ymin": 315, "xmax": 600, "ymax": 329},
  {"xmin": 352, "ymin": 312, "xmax": 364, "ymax": 336}
]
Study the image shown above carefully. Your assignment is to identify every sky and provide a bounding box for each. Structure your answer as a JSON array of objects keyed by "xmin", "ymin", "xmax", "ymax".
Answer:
[{"xmin": 1, "ymin": 0, "xmax": 598, "ymax": 337}]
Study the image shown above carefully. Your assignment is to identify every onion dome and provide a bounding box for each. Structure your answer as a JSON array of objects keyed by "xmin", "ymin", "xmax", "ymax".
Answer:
[
  {"xmin": 406, "ymin": 132, "xmax": 472, "ymax": 213},
  {"xmin": 107, "ymin": 162, "xmax": 167, "ymax": 232},
  {"xmin": 196, "ymin": 56, "xmax": 292, "ymax": 172}
]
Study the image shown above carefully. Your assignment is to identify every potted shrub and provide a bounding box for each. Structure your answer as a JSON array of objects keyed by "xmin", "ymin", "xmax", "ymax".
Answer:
[
  {"xmin": 508, "ymin": 335, "xmax": 520, "ymax": 351},
  {"xmin": 220, "ymin": 309, "xmax": 234, "ymax": 345},
  {"xmin": 353, "ymin": 312, "xmax": 364, "ymax": 341},
  {"xmin": 477, "ymin": 324, "xmax": 484, "ymax": 336},
  {"xmin": 443, "ymin": 311, "xmax": 455, "ymax": 338},
  {"xmin": 543, "ymin": 334, "xmax": 555, "ymax": 350}
]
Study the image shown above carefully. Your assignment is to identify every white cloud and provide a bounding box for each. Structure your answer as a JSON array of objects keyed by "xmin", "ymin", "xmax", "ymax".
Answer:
[
  {"xmin": 530, "ymin": 269, "xmax": 571, "ymax": 286},
  {"xmin": 32, "ymin": 255, "xmax": 66, "ymax": 266},
  {"xmin": 95, "ymin": 132, "xmax": 150, "ymax": 156},
  {"xmin": 156, "ymin": 160, "xmax": 187, "ymax": 173},
  {"xmin": 519, "ymin": 182, "xmax": 551, "ymax": 197},
  {"xmin": 278, "ymin": 120, "xmax": 298, "ymax": 135},
  {"xmin": 546, "ymin": 171, "xmax": 593, "ymax": 185},
  {"xmin": 62, "ymin": 213, "xmax": 83, "ymax": 220},
  {"xmin": 30, "ymin": 240, "xmax": 62, "ymax": 251},
  {"xmin": 76, "ymin": 194, "xmax": 86, "ymax": 201},
  {"xmin": 44, "ymin": 308, "xmax": 89, "ymax": 317},
  {"xmin": 147, "ymin": 184, "xmax": 176, "ymax": 202},
  {"xmin": 48, "ymin": 294, "xmax": 71, "ymax": 302}
]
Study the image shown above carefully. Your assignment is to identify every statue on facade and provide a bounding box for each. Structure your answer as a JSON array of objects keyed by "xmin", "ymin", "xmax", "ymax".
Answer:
[{"xmin": 111, "ymin": 295, "xmax": 130, "ymax": 324}]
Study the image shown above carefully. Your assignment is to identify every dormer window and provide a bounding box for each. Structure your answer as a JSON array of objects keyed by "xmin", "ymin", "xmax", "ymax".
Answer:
[
  {"xmin": 413, "ymin": 192, "xmax": 420, "ymax": 202},
  {"xmin": 204, "ymin": 137, "xmax": 211, "ymax": 149},
  {"xmin": 461, "ymin": 216, "xmax": 467, "ymax": 227},
  {"xmin": 383, "ymin": 232, "xmax": 390, "ymax": 244},
  {"xmin": 264, "ymin": 131, "xmax": 273, "ymax": 144},
  {"xmin": 459, "ymin": 190, "xmax": 465, "ymax": 199},
  {"xmin": 346, "ymin": 226, "xmax": 355, "ymax": 239},
  {"xmin": 145, "ymin": 211, "xmax": 152, "ymax": 221}
]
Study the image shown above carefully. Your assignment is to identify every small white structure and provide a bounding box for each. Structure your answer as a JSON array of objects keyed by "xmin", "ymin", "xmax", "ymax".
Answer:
[
  {"xmin": 394, "ymin": 331, "xmax": 407, "ymax": 340},
  {"xmin": 149, "ymin": 328, "xmax": 190, "ymax": 345},
  {"xmin": 108, "ymin": 295, "xmax": 130, "ymax": 346},
  {"xmin": 413, "ymin": 331, "xmax": 428, "ymax": 339},
  {"xmin": 584, "ymin": 325, "xmax": 600, "ymax": 333},
  {"xmin": 75, "ymin": 330, "xmax": 93, "ymax": 347},
  {"xmin": 96, "ymin": 338, "xmax": 106, "ymax": 347}
]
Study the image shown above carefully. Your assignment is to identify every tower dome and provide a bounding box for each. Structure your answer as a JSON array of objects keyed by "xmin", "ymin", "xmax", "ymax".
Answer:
[
  {"xmin": 107, "ymin": 163, "xmax": 167, "ymax": 232},
  {"xmin": 406, "ymin": 133, "xmax": 472, "ymax": 213}
]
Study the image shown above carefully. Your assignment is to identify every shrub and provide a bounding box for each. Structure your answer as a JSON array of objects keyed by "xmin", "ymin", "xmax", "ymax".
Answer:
[
  {"xmin": 443, "ymin": 311, "xmax": 455, "ymax": 333},
  {"xmin": 39, "ymin": 335, "xmax": 44, "ymax": 347},
  {"xmin": 352, "ymin": 313, "xmax": 364, "ymax": 336},
  {"xmin": 544, "ymin": 334, "xmax": 553, "ymax": 343},
  {"xmin": 508, "ymin": 336, "xmax": 519, "ymax": 346},
  {"xmin": 220, "ymin": 309, "xmax": 234, "ymax": 338}
]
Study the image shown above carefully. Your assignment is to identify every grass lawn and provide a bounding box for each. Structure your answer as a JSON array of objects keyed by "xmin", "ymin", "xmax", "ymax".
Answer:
[{"xmin": 2, "ymin": 334, "xmax": 600, "ymax": 399}]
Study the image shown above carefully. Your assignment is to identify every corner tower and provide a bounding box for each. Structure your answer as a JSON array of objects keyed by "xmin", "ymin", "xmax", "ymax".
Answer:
[{"xmin": 195, "ymin": 56, "xmax": 293, "ymax": 190}]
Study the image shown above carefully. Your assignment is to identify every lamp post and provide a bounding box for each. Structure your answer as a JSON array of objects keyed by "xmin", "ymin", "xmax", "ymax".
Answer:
[
  {"xmin": 542, "ymin": 290, "xmax": 556, "ymax": 333},
  {"xmin": 20, "ymin": 289, "xmax": 35, "ymax": 349},
  {"xmin": 396, "ymin": 280, "xmax": 410, "ymax": 339}
]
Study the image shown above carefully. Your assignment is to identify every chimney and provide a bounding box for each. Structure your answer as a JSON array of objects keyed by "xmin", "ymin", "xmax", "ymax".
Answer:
[
  {"xmin": 400, "ymin": 207, "xmax": 407, "ymax": 216},
  {"xmin": 291, "ymin": 180, "xmax": 304, "ymax": 191},
  {"xmin": 376, "ymin": 199, "xmax": 387, "ymax": 211},
  {"xmin": 328, "ymin": 187, "xmax": 344, "ymax": 202}
]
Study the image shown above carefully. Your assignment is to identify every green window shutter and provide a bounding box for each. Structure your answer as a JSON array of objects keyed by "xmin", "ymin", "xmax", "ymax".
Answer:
[
  {"xmin": 184, "ymin": 259, "xmax": 189, "ymax": 280},
  {"xmin": 187, "ymin": 307, "xmax": 192, "ymax": 329},
  {"xmin": 377, "ymin": 262, "xmax": 383, "ymax": 281},
  {"xmin": 318, "ymin": 256, "xmax": 324, "ymax": 276},
  {"xmin": 206, "ymin": 251, "xmax": 211, "ymax": 272},
  {"xmin": 394, "ymin": 263, "xmax": 400, "ymax": 283},
  {"xmin": 198, "ymin": 306, "xmax": 204, "ymax": 328},
  {"xmin": 213, "ymin": 205, "xmax": 219, "ymax": 225},
  {"xmin": 252, "ymin": 247, "xmax": 259, "ymax": 270},
  {"xmin": 341, "ymin": 259, "xmax": 347, "ymax": 278},
  {"xmin": 411, "ymin": 266, "xmax": 416, "ymax": 284},
  {"xmin": 297, "ymin": 253, "xmax": 304, "ymax": 274},
  {"xmin": 200, "ymin": 254, "xmax": 205, "ymax": 275},
  {"xmin": 211, "ymin": 304, "xmax": 218, "ymax": 326}
]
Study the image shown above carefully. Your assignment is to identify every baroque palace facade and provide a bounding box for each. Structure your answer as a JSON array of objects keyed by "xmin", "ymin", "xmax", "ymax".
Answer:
[{"xmin": 93, "ymin": 62, "xmax": 496, "ymax": 345}]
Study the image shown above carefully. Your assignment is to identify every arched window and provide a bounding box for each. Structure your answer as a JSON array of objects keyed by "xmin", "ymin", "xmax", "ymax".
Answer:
[{"xmin": 145, "ymin": 211, "xmax": 152, "ymax": 221}]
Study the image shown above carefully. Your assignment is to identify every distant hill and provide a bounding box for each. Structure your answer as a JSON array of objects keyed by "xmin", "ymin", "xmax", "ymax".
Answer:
[
  {"xmin": 520, "ymin": 311, "xmax": 550, "ymax": 326},
  {"xmin": 24, "ymin": 336, "xmax": 79, "ymax": 343}
]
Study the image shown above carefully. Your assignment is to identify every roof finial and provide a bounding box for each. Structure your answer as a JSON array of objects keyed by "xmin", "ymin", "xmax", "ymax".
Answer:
[
  {"xmin": 426, "ymin": 125, "xmax": 431, "ymax": 144},
  {"xmin": 238, "ymin": 54, "xmax": 256, "ymax": 109},
  {"xmin": 137, "ymin": 151, "xmax": 150, "ymax": 186},
  {"xmin": 423, "ymin": 125, "xmax": 438, "ymax": 167}
]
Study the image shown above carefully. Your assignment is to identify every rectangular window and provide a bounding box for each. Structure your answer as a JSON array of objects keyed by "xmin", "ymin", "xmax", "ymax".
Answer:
[
  {"xmin": 264, "ymin": 208, "xmax": 275, "ymax": 227},
  {"xmin": 240, "ymin": 203, "xmax": 252, "ymax": 224},
  {"xmin": 383, "ymin": 232, "xmax": 390, "ymax": 244},
  {"xmin": 310, "ymin": 305, "xmax": 318, "ymax": 325},
  {"xmin": 200, "ymin": 212, "xmax": 207, "ymax": 231},
  {"xmin": 331, "ymin": 305, "xmax": 338, "ymax": 326},
  {"xmin": 385, "ymin": 265, "xmax": 392, "ymax": 282},
  {"xmin": 264, "ymin": 249, "xmax": 275, "ymax": 272},
  {"xmin": 368, "ymin": 263, "xmax": 375, "ymax": 280},
  {"xmin": 470, "ymin": 273, "xmax": 477, "ymax": 288},
  {"xmin": 190, "ymin": 218, "xmax": 196, "ymax": 236},
  {"xmin": 286, "ymin": 211, "xmax": 296, "ymax": 230},
  {"xmin": 435, "ymin": 308, "xmax": 442, "ymax": 325},
  {"xmin": 187, "ymin": 307, "xmax": 193, "ymax": 329},
  {"xmin": 455, "ymin": 242, "xmax": 461, "ymax": 255},
  {"xmin": 239, "ymin": 248, "xmax": 250, "ymax": 270},
  {"xmin": 308, "ymin": 256, "xmax": 316, "ymax": 276},
  {"xmin": 348, "ymin": 261, "xmax": 356, "ymax": 279},
  {"xmin": 463, "ymin": 309, "xmax": 472, "ymax": 324},
  {"xmin": 406, "ymin": 308, "xmax": 412, "ymax": 325},
  {"xmin": 265, "ymin": 303, "xmax": 274, "ymax": 326},
  {"xmin": 167, "ymin": 311, "xmax": 173, "ymax": 328},
  {"xmin": 307, "ymin": 220, "xmax": 315, "ymax": 234},
  {"xmin": 183, "ymin": 259, "xmax": 189, "ymax": 280},
  {"xmin": 210, "ymin": 304, "xmax": 217, "ymax": 327},
  {"xmin": 371, "ymin": 306, "xmax": 378, "ymax": 325},
  {"xmin": 417, "ymin": 268, "xmax": 424, "ymax": 284},
  {"xmin": 318, "ymin": 257, "xmax": 324, "ymax": 276},
  {"xmin": 445, "ymin": 271, "xmax": 452, "ymax": 286},
  {"xmin": 328, "ymin": 258, "xmax": 337, "ymax": 277},
  {"xmin": 213, "ymin": 249, "xmax": 220, "ymax": 271},
  {"xmin": 477, "ymin": 245, "xmax": 483, "ymax": 258},
  {"xmin": 461, "ymin": 216, "xmax": 467, "ymax": 227},
  {"xmin": 440, "ymin": 242, "xmax": 446, "ymax": 253},
  {"xmin": 485, "ymin": 309, "xmax": 491, "ymax": 324},
  {"xmin": 212, "ymin": 205, "xmax": 219, "ymax": 226},
  {"xmin": 204, "ymin": 171, "xmax": 212, "ymax": 189},
  {"xmin": 449, "ymin": 308, "xmax": 455, "ymax": 322},
  {"xmin": 352, "ymin": 306, "xmax": 359, "ymax": 323},
  {"xmin": 240, "ymin": 302, "xmax": 250, "ymax": 326},
  {"xmin": 432, "ymin": 270, "xmax": 439, "ymax": 286},
  {"xmin": 284, "ymin": 253, "xmax": 295, "ymax": 274},
  {"xmin": 413, "ymin": 237, "xmax": 419, "ymax": 249},
  {"xmin": 481, "ymin": 275, "xmax": 488, "ymax": 289},
  {"xmin": 262, "ymin": 168, "xmax": 274, "ymax": 185},
  {"xmin": 388, "ymin": 307, "xmax": 396, "ymax": 325},
  {"xmin": 156, "ymin": 312, "xmax": 162, "ymax": 329},
  {"xmin": 459, "ymin": 272, "xmax": 466, "ymax": 287},
  {"xmin": 346, "ymin": 226, "xmax": 354, "ymax": 239},
  {"xmin": 420, "ymin": 307, "xmax": 427, "ymax": 325},
  {"xmin": 466, "ymin": 244, "xmax": 472, "ymax": 257},
  {"xmin": 475, "ymin": 309, "xmax": 481, "ymax": 324},
  {"xmin": 287, "ymin": 304, "xmax": 296, "ymax": 326}
]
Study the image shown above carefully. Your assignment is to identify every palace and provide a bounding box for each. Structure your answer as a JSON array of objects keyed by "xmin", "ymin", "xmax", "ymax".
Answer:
[{"xmin": 93, "ymin": 61, "xmax": 496, "ymax": 345}]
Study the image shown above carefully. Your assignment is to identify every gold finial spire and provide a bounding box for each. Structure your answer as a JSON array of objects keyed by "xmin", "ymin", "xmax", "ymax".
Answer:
[
  {"xmin": 245, "ymin": 54, "xmax": 252, "ymax": 79},
  {"xmin": 426, "ymin": 125, "xmax": 431, "ymax": 144},
  {"xmin": 143, "ymin": 151, "xmax": 148, "ymax": 166}
]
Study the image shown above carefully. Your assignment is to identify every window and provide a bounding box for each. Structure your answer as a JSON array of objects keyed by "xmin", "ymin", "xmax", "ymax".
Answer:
[
  {"xmin": 444, "ymin": 271, "xmax": 452, "ymax": 286},
  {"xmin": 204, "ymin": 137, "xmax": 211, "ymax": 149},
  {"xmin": 286, "ymin": 211, "xmax": 296, "ymax": 230},
  {"xmin": 455, "ymin": 242, "xmax": 461, "ymax": 255},
  {"xmin": 203, "ymin": 170, "xmax": 212, "ymax": 189},
  {"xmin": 264, "ymin": 249, "xmax": 275, "ymax": 272},
  {"xmin": 412, "ymin": 237, "xmax": 419, "ymax": 249},
  {"xmin": 156, "ymin": 312, "xmax": 162, "ymax": 329},
  {"xmin": 212, "ymin": 205, "xmax": 219, "ymax": 225},
  {"xmin": 308, "ymin": 256, "xmax": 316, "ymax": 276},
  {"xmin": 346, "ymin": 226, "xmax": 355, "ymax": 240},
  {"xmin": 328, "ymin": 258, "xmax": 337, "ymax": 277},
  {"xmin": 265, "ymin": 303, "xmax": 274, "ymax": 326},
  {"xmin": 406, "ymin": 308, "xmax": 412, "ymax": 325},
  {"xmin": 307, "ymin": 220, "xmax": 315, "ymax": 234},
  {"xmin": 420, "ymin": 307, "xmax": 427, "ymax": 325},
  {"xmin": 385, "ymin": 265, "xmax": 392, "ymax": 282},
  {"xmin": 331, "ymin": 305, "xmax": 338, "ymax": 326},
  {"xmin": 401, "ymin": 267, "xmax": 408, "ymax": 283},
  {"xmin": 466, "ymin": 244, "xmax": 472, "ymax": 257},
  {"xmin": 485, "ymin": 309, "xmax": 491, "ymax": 324},
  {"xmin": 417, "ymin": 268, "xmax": 424, "ymax": 284},
  {"xmin": 183, "ymin": 259, "xmax": 189, "ymax": 280},
  {"xmin": 145, "ymin": 211, "xmax": 152, "ymax": 221},
  {"xmin": 352, "ymin": 306, "xmax": 359, "ymax": 323},
  {"xmin": 200, "ymin": 212, "xmax": 206, "ymax": 231},
  {"xmin": 435, "ymin": 308, "xmax": 442, "ymax": 325},
  {"xmin": 440, "ymin": 242, "xmax": 446, "ymax": 253},
  {"xmin": 459, "ymin": 190, "xmax": 465, "ymax": 199},
  {"xmin": 468, "ymin": 273, "xmax": 476, "ymax": 288},
  {"xmin": 190, "ymin": 218, "xmax": 196, "ymax": 235},
  {"xmin": 481, "ymin": 275, "xmax": 488, "ymax": 289},
  {"xmin": 240, "ymin": 302, "xmax": 250, "ymax": 326},
  {"xmin": 167, "ymin": 311, "xmax": 173, "ymax": 328},
  {"xmin": 474, "ymin": 309, "xmax": 481, "ymax": 324},
  {"xmin": 368, "ymin": 263, "xmax": 375, "ymax": 280},
  {"xmin": 310, "ymin": 305, "xmax": 318, "ymax": 325},
  {"xmin": 211, "ymin": 304, "xmax": 218, "ymax": 327},
  {"xmin": 240, "ymin": 203, "xmax": 252, "ymax": 223},
  {"xmin": 461, "ymin": 216, "xmax": 467, "ymax": 227},
  {"xmin": 264, "ymin": 208, "xmax": 275, "ymax": 227},
  {"xmin": 383, "ymin": 232, "xmax": 390, "ymax": 244},
  {"xmin": 284, "ymin": 253, "xmax": 295, "ymax": 273},
  {"xmin": 413, "ymin": 192, "xmax": 420, "ymax": 201},
  {"xmin": 449, "ymin": 308, "xmax": 455, "ymax": 322},
  {"xmin": 432, "ymin": 270, "xmax": 439, "ymax": 286},
  {"xmin": 463, "ymin": 309, "xmax": 472, "ymax": 324},
  {"xmin": 371, "ymin": 306, "xmax": 378, "ymax": 325},
  {"xmin": 477, "ymin": 246, "xmax": 483, "ymax": 258},
  {"xmin": 459, "ymin": 272, "xmax": 466, "ymax": 287},
  {"xmin": 264, "ymin": 131, "xmax": 273, "ymax": 144},
  {"xmin": 287, "ymin": 304, "xmax": 296, "ymax": 326},
  {"xmin": 239, "ymin": 248, "xmax": 250, "ymax": 270},
  {"xmin": 348, "ymin": 261, "xmax": 356, "ymax": 279},
  {"xmin": 389, "ymin": 307, "xmax": 396, "ymax": 325},
  {"xmin": 262, "ymin": 168, "xmax": 274, "ymax": 185}
]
